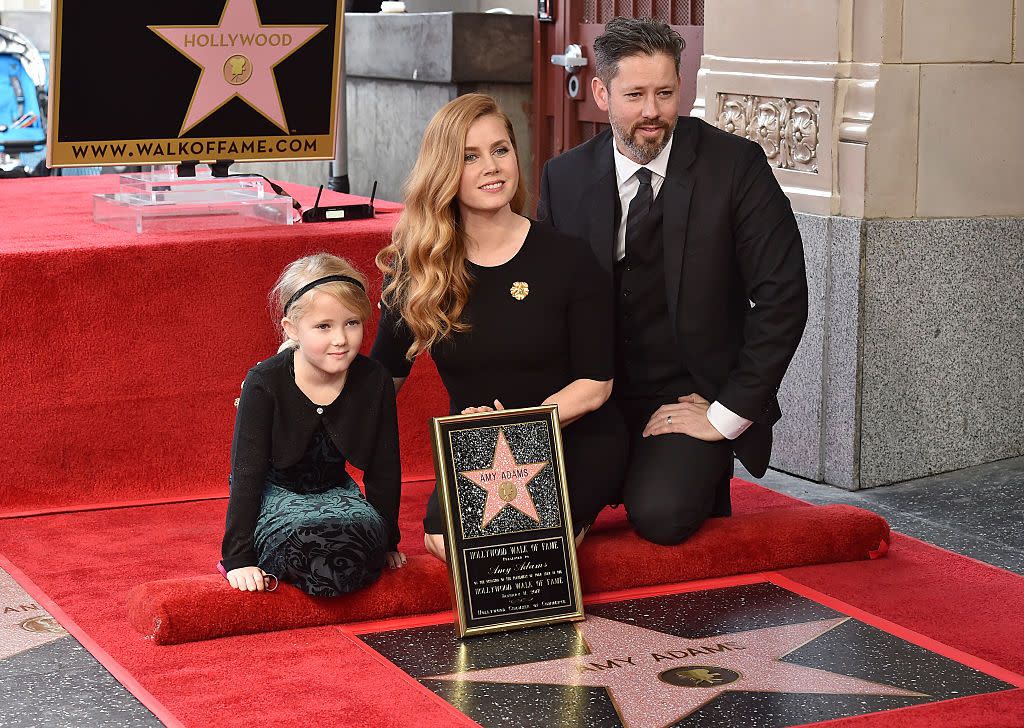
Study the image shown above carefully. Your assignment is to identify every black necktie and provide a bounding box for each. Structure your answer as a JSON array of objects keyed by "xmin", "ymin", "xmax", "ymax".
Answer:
[{"xmin": 624, "ymin": 167, "xmax": 653, "ymax": 256}]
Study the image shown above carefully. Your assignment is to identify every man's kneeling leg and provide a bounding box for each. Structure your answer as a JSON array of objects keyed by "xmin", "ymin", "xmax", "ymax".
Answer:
[{"xmin": 622, "ymin": 431, "xmax": 732, "ymax": 546}]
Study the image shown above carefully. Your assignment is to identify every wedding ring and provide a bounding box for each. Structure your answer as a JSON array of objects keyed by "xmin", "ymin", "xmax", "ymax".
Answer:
[
  {"xmin": 264, "ymin": 573, "xmax": 279, "ymax": 592},
  {"xmin": 667, "ymin": 415, "xmax": 673, "ymax": 425}
]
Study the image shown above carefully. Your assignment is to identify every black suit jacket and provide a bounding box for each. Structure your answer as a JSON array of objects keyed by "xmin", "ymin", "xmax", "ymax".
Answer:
[{"xmin": 537, "ymin": 116, "xmax": 808, "ymax": 477}]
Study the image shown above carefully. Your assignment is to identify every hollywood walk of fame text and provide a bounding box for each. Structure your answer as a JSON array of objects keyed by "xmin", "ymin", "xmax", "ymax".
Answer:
[{"xmin": 464, "ymin": 537, "xmax": 572, "ymax": 619}]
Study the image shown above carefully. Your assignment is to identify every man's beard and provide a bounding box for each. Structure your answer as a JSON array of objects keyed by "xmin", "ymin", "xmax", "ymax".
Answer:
[{"xmin": 610, "ymin": 114, "xmax": 676, "ymax": 165}]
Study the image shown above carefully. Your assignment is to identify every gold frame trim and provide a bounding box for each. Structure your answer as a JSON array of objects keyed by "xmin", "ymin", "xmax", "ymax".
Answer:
[{"xmin": 430, "ymin": 405, "xmax": 585, "ymax": 638}]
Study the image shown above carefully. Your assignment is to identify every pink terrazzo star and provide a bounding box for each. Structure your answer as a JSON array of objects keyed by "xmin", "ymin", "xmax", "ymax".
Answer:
[
  {"xmin": 458, "ymin": 428, "xmax": 548, "ymax": 529},
  {"xmin": 430, "ymin": 615, "xmax": 927, "ymax": 727},
  {"xmin": 0, "ymin": 570, "xmax": 66, "ymax": 660},
  {"xmin": 149, "ymin": 0, "xmax": 325, "ymax": 134}
]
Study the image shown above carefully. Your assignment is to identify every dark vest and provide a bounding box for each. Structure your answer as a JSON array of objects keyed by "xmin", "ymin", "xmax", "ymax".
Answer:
[{"xmin": 613, "ymin": 188, "xmax": 692, "ymax": 398}]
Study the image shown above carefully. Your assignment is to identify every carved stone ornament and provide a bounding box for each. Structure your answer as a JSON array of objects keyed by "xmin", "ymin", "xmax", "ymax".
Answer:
[{"xmin": 715, "ymin": 93, "xmax": 820, "ymax": 174}]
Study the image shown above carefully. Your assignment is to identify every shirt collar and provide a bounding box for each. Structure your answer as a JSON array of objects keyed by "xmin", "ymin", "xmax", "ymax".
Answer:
[{"xmin": 612, "ymin": 131, "xmax": 674, "ymax": 189}]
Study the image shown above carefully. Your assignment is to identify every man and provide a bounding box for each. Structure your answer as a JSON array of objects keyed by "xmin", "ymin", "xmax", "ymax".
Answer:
[{"xmin": 538, "ymin": 17, "xmax": 808, "ymax": 545}]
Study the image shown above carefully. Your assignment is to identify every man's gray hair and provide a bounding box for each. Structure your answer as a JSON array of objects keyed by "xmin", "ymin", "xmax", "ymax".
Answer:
[{"xmin": 593, "ymin": 17, "xmax": 685, "ymax": 86}]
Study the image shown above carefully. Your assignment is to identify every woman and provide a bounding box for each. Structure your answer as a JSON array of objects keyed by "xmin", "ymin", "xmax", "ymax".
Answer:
[{"xmin": 371, "ymin": 94, "xmax": 626, "ymax": 560}]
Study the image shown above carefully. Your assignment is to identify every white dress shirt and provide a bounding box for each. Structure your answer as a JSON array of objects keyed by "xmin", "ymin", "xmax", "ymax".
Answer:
[{"xmin": 611, "ymin": 136, "xmax": 753, "ymax": 441}]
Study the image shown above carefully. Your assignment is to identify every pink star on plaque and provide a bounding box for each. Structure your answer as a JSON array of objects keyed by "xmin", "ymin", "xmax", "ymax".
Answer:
[
  {"xmin": 430, "ymin": 616, "xmax": 927, "ymax": 727},
  {"xmin": 459, "ymin": 428, "xmax": 548, "ymax": 529},
  {"xmin": 149, "ymin": 0, "xmax": 326, "ymax": 135}
]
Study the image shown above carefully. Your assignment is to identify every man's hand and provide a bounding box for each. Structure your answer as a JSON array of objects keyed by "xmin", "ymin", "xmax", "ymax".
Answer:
[
  {"xmin": 642, "ymin": 393, "xmax": 725, "ymax": 441},
  {"xmin": 461, "ymin": 399, "xmax": 505, "ymax": 415},
  {"xmin": 386, "ymin": 551, "xmax": 407, "ymax": 569}
]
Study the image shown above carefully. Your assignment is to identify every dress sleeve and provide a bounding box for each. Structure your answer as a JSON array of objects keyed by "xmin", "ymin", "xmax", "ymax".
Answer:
[
  {"xmin": 566, "ymin": 238, "xmax": 616, "ymax": 382},
  {"xmin": 221, "ymin": 367, "xmax": 274, "ymax": 571},
  {"xmin": 362, "ymin": 372, "xmax": 402, "ymax": 550},
  {"xmin": 369, "ymin": 291, "xmax": 415, "ymax": 379}
]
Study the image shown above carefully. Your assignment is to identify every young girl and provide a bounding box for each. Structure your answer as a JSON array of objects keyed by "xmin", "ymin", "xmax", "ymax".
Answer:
[{"xmin": 221, "ymin": 254, "xmax": 405, "ymax": 595}]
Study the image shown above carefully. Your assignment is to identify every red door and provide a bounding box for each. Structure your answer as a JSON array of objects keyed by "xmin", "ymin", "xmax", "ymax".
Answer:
[{"xmin": 531, "ymin": 0, "xmax": 705, "ymax": 205}]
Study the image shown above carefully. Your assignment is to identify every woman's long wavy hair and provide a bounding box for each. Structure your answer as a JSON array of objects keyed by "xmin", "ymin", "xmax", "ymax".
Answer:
[{"xmin": 376, "ymin": 94, "xmax": 527, "ymax": 360}]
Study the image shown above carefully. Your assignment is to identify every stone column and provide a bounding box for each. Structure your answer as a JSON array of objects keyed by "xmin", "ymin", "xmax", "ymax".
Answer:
[
  {"xmin": 343, "ymin": 11, "xmax": 533, "ymax": 201},
  {"xmin": 0, "ymin": 6, "xmax": 50, "ymax": 51},
  {"xmin": 0, "ymin": 0, "xmax": 51, "ymax": 11},
  {"xmin": 694, "ymin": 0, "xmax": 1024, "ymax": 488}
]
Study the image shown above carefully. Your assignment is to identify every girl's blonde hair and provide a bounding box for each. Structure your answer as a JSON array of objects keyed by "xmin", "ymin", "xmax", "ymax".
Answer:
[
  {"xmin": 375, "ymin": 93, "xmax": 526, "ymax": 360},
  {"xmin": 271, "ymin": 253, "xmax": 372, "ymax": 351}
]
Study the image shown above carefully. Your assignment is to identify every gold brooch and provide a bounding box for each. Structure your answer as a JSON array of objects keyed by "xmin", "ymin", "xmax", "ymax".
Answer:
[{"xmin": 510, "ymin": 281, "xmax": 529, "ymax": 301}]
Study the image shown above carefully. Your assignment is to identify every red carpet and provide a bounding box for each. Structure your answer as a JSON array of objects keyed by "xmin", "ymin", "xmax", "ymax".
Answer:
[
  {"xmin": 4, "ymin": 176, "xmax": 1024, "ymax": 725},
  {"xmin": 0, "ymin": 482, "xmax": 1022, "ymax": 727},
  {"xmin": 126, "ymin": 491, "xmax": 888, "ymax": 644},
  {"xmin": 0, "ymin": 175, "xmax": 446, "ymax": 516}
]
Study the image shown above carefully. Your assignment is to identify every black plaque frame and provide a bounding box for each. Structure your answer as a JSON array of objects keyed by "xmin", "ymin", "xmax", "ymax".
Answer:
[{"xmin": 430, "ymin": 405, "xmax": 584, "ymax": 638}]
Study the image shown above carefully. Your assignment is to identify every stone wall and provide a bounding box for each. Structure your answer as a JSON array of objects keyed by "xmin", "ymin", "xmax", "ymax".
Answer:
[
  {"xmin": 774, "ymin": 214, "xmax": 1024, "ymax": 488},
  {"xmin": 697, "ymin": 0, "xmax": 1024, "ymax": 488}
]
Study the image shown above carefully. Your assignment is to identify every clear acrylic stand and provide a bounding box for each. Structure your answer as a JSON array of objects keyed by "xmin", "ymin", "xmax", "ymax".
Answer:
[{"xmin": 93, "ymin": 165, "xmax": 294, "ymax": 233}]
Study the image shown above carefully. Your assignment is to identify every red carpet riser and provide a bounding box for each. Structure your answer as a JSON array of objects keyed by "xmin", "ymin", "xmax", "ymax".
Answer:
[
  {"xmin": 0, "ymin": 176, "xmax": 444, "ymax": 516},
  {"xmin": 125, "ymin": 480, "xmax": 889, "ymax": 645}
]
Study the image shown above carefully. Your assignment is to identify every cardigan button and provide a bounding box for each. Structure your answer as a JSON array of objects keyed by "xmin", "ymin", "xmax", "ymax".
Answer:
[{"xmin": 316, "ymin": 407, "xmax": 324, "ymax": 415}]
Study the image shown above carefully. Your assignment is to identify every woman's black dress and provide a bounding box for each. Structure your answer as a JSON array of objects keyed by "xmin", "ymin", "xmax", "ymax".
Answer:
[{"xmin": 371, "ymin": 221, "xmax": 627, "ymax": 534}]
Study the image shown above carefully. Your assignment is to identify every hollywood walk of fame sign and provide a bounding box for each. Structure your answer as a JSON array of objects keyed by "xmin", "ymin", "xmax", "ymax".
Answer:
[
  {"xmin": 431, "ymin": 406, "xmax": 584, "ymax": 638},
  {"xmin": 355, "ymin": 579, "xmax": 1022, "ymax": 728},
  {"xmin": 47, "ymin": 0, "xmax": 343, "ymax": 167}
]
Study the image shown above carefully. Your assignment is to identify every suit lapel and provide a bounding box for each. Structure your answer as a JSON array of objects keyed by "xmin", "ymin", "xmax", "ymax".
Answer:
[
  {"xmin": 662, "ymin": 117, "xmax": 699, "ymax": 326},
  {"xmin": 581, "ymin": 132, "xmax": 617, "ymax": 273}
]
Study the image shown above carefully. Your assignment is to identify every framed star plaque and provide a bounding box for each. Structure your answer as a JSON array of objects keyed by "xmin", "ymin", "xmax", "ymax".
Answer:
[
  {"xmin": 46, "ymin": 0, "xmax": 344, "ymax": 167},
  {"xmin": 430, "ymin": 405, "xmax": 584, "ymax": 638}
]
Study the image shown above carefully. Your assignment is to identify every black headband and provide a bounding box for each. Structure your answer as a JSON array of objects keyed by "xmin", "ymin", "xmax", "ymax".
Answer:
[{"xmin": 284, "ymin": 275, "xmax": 366, "ymax": 315}]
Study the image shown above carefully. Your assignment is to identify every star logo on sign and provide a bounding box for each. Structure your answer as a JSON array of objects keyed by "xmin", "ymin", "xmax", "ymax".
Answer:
[
  {"xmin": 430, "ymin": 615, "xmax": 927, "ymax": 727},
  {"xmin": 149, "ymin": 0, "xmax": 326, "ymax": 135},
  {"xmin": 458, "ymin": 428, "xmax": 548, "ymax": 529}
]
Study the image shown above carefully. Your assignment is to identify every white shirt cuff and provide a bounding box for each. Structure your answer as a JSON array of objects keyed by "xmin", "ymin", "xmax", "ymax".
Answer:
[{"xmin": 707, "ymin": 401, "xmax": 753, "ymax": 440}]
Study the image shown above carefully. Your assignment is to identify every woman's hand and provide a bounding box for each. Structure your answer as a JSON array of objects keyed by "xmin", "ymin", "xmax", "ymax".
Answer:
[
  {"xmin": 461, "ymin": 399, "xmax": 505, "ymax": 415},
  {"xmin": 386, "ymin": 551, "xmax": 407, "ymax": 569},
  {"xmin": 226, "ymin": 566, "xmax": 271, "ymax": 592}
]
